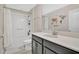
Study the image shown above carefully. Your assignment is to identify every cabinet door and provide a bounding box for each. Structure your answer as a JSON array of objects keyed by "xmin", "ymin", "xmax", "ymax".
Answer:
[
  {"xmin": 35, "ymin": 42, "xmax": 42, "ymax": 54},
  {"xmin": 32, "ymin": 39, "xmax": 42, "ymax": 54},
  {"xmin": 44, "ymin": 47, "xmax": 55, "ymax": 54},
  {"xmin": 32, "ymin": 39, "xmax": 36, "ymax": 54}
]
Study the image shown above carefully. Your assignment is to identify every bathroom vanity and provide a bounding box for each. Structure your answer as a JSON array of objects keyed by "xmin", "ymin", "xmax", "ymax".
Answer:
[{"xmin": 32, "ymin": 32, "xmax": 79, "ymax": 54}]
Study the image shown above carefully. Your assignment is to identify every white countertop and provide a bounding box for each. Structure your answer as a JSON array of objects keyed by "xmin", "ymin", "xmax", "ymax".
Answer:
[{"xmin": 32, "ymin": 32, "xmax": 79, "ymax": 52}]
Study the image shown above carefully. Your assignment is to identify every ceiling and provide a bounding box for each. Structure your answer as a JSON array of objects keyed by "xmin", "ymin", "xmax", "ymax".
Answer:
[
  {"xmin": 5, "ymin": 4, "xmax": 69, "ymax": 15},
  {"xmin": 42, "ymin": 4, "xmax": 69, "ymax": 15},
  {"xmin": 5, "ymin": 4, "xmax": 36, "ymax": 12}
]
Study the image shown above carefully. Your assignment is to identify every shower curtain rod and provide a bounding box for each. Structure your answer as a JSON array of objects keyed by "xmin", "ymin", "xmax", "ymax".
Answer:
[{"xmin": 3, "ymin": 6, "xmax": 32, "ymax": 14}]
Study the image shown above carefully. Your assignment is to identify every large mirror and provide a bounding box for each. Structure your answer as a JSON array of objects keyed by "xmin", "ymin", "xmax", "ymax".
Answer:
[{"xmin": 43, "ymin": 4, "xmax": 79, "ymax": 34}]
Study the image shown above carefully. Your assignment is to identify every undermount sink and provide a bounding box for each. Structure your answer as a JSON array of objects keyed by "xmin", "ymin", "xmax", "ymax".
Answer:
[{"xmin": 43, "ymin": 33, "xmax": 58, "ymax": 38}]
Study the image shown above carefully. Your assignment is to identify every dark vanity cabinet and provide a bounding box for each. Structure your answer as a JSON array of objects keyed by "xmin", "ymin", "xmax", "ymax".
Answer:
[
  {"xmin": 43, "ymin": 47, "xmax": 56, "ymax": 54},
  {"xmin": 32, "ymin": 35, "xmax": 42, "ymax": 54},
  {"xmin": 32, "ymin": 34, "xmax": 79, "ymax": 54},
  {"xmin": 43, "ymin": 40, "xmax": 78, "ymax": 54}
]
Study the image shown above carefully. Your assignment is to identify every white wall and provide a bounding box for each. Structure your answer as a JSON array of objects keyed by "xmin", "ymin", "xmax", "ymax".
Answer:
[{"xmin": 69, "ymin": 9, "xmax": 79, "ymax": 32}]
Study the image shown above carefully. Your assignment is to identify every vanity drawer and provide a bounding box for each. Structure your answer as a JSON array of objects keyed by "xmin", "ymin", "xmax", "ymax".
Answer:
[
  {"xmin": 44, "ymin": 40, "xmax": 78, "ymax": 54},
  {"xmin": 32, "ymin": 34, "xmax": 42, "ymax": 44}
]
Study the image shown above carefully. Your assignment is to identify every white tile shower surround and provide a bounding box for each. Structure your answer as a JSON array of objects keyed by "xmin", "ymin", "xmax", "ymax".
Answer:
[{"xmin": 3, "ymin": 8, "xmax": 32, "ymax": 54}]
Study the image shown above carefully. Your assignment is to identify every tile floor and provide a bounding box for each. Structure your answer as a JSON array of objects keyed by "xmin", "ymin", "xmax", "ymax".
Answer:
[
  {"xmin": 14, "ymin": 49, "xmax": 32, "ymax": 54},
  {"xmin": 5, "ymin": 43, "xmax": 32, "ymax": 54}
]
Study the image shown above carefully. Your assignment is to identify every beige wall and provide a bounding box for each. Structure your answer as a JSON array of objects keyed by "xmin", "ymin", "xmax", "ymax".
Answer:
[
  {"xmin": 44, "ymin": 4, "xmax": 79, "ymax": 32},
  {"xmin": 0, "ymin": 5, "xmax": 4, "ymax": 35},
  {"xmin": 31, "ymin": 5, "xmax": 43, "ymax": 32},
  {"xmin": 0, "ymin": 4, "xmax": 4, "ymax": 53}
]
